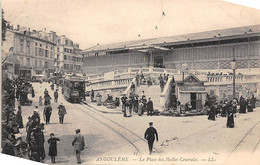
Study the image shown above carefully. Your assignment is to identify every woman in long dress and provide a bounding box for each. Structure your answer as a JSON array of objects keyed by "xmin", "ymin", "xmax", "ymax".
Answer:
[
  {"xmin": 16, "ymin": 106, "xmax": 24, "ymax": 128},
  {"xmin": 47, "ymin": 133, "xmax": 60, "ymax": 163},
  {"xmin": 227, "ymin": 103, "xmax": 234, "ymax": 128}
]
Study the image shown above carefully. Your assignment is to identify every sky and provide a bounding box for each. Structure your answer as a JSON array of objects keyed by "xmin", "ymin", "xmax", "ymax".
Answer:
[{"xmin": 2, "ymin": 0, "xmax": 260, "ymax": 50}]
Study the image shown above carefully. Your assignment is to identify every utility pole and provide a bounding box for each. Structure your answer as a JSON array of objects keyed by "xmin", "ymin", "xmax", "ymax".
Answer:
[{"xmin": 231, "ymin": 47, "xmax": 236, "ymax": 99}]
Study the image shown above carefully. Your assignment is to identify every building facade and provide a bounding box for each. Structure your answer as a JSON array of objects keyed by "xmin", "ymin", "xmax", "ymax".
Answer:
[
  {"xmin": 81, "ymin": 25, "xmax": 260, "ymax": 75},
  {"xmin": 2, "ymin": 26, "xmax": 56, "ymax": 78},
  {"xmin": 2, "ymin": 25, "xmax": 83, "ymax": 78},
  {"xmin": 54, "ymin": 35, "xmax": 82, "ymax": 74}
]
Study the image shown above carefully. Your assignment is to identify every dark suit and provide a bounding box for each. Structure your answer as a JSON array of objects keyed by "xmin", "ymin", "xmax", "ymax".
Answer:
[
  {"xmin": 144, "ymin": 127, "xmax": 158, "ymax": 154},
  {"xmin": 146, "ymin": 100, "xmax": 154, "ymax": 116},
  {"xmin": 72, "ymin": 133, "xmax": 85, "ymax": 163}
]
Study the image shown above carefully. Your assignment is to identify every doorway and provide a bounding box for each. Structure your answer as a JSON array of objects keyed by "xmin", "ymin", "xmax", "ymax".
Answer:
[
  {"xmin": 154, "ymin": 56, "xmax": 164, "ymax": 68},
  {"xmin": 191, "ymin": 93, "xmax": 197, "ymax": 109}
]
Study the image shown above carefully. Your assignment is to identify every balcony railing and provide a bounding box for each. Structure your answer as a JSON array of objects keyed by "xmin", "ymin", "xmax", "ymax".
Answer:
[{"xmin": 205, "ymin": 74, "xmax": 258, "ymax": 85}]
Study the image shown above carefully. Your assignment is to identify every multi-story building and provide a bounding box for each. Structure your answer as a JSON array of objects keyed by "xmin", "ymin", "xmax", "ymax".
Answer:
[
  {"xmin": 2, "ymin": 25, "xmax": 56, "ymax": 78},
  {"xmin": 54, "ymin": 35, "xmax": 82, "ymax": 74}
]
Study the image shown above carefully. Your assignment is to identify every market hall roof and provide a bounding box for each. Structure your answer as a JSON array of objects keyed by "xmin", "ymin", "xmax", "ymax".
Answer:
[{"xmin": 81, "ymin": 24, "xmax": 260, "ymax": 53}]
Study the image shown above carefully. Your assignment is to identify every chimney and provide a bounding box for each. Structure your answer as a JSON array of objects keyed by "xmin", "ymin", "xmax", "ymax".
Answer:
[
  {"xmin": 17, "ymin": 25, "xmax": 20, "ymax": 31},
  {"xmin": 28, "ymin": 28, "xmax": 31, "ymax": 35}
]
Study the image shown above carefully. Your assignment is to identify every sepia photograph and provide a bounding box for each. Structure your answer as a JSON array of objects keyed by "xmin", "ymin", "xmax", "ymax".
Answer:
[{"xmin": 1, "ymin": 0, "xmax": 260, "ymax": 164}]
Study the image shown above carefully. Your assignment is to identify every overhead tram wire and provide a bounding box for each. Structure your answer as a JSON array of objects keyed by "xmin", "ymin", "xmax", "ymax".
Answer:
[
  {"xmin": 211, "ymin": 0, "xmax": 250, "ymax": 32},
  {"xmin": 137, "ymin": 0, "xmax": 167, "ymax": 39}
]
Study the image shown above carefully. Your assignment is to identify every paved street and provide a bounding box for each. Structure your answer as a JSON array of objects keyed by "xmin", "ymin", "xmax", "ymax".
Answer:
[{"xmin": 18, "ymin": 82, "xmax": 260, "ymax": 165}]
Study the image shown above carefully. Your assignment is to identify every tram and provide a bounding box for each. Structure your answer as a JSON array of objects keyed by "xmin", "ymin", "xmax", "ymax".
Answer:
[{"xmin": 63, "ymin": 74, "xmax": 86, "ymax": 103}]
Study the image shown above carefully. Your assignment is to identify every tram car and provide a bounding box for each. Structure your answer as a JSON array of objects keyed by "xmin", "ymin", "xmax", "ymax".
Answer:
[{"xmin": 63, "ymin": 74, "xmax": 86, "ymax": 103}]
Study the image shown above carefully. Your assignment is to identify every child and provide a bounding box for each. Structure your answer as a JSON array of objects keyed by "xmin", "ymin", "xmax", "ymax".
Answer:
[{"xmin": 47, "ymin": 133, "xmax": 60, "ymax": 163}]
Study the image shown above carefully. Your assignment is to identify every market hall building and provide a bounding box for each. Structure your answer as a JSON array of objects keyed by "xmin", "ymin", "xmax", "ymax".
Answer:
[{"xmin": 81, "ymin": 25, "xmax": 260, "ymax": 74}]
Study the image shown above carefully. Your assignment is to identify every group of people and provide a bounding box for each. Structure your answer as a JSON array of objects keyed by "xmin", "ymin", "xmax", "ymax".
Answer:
[
  {"xmin": 2, "ymin": 77, "xmax": 73, "ymax": 163},
  {"xmin": 135, "ymin": 72, "xmax": 169, "ymax": 93},
  {"xmin": 158, "ymin": 74, "xmax": 169, "ymax": 92},
  {"xmin": 121, "ymin": 91, "xmax": 154, "ymax": 117},
  {"xmin": 15, "ymin": 78, "xmax": 34, "ymax": 106},
  {"xmin": 2, "ymin": 78, "xmax": 29, "ymax": 157},
  {"xmin": 206, "ymin": 94, "xmax": 257, "ymax": 128}
]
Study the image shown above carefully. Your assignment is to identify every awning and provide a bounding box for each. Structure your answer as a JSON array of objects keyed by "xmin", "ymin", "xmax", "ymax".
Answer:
[{"xmin": 178, "ymin": 86, "xmax": 207, "ymax": 93}]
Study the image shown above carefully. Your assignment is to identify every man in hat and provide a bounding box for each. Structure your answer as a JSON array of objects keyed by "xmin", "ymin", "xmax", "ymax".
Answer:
[
  {"xmin": 58, "ymin": 103, "xmax": 67, "ymax": 124},
  {"xmin": 44, "ymin": 105, "xmax": 52, "ymax": 125},
  {"xmin": 144, "ymin": 122, "xmax": 158, "ymax": 155},
  {"xmin": 72, "ymin": 129, "xmax": 85, "ymax": 164}
]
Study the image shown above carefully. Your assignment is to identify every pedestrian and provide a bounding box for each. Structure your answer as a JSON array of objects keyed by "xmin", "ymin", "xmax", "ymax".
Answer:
[
  {"xmin": 44, "ymin": 105, "xmax": 52, "ymax": 125},
  {"xmin": 208, "ymin": 103, "xmax": 216, "ymax": 121},
  {"xmin": 31, "ymin": 87, "xmax": 35, "ymax": 98},
  {"xmin": 33, "ymin": 124, "xmax": 45, "ymax": 162},
  {"xmin": 135, "ymin": 72, "xmax": 140, "ymax": 87},
  {"xmin": 141, "ymin": 91, "xmax": 145, "ymax": 100},
  {"xmin": 226, "ymin": 102, "xmax": 235, "ymax": 128},
  {"xmin": 159, "ymin": 79, "xmax": 165, "ymax": 92},
  {"xmin": 44, "ymin": 88, "xmax": 48, "ymax": 97},
  {"xmin": 58, "ymin": 103, "xmax": 67, "ymax": 124},
  {"xmin": 54, "ymin": 89, "xmax": 58, "ymax": 103},
  {"xmin": 51, "ymin": 83, "xmax": 54, "ymax": 91},
  {"xmin": 130, "ymin": 82, "xmax": 135, "ymax": 94},
  {"xmin": 121, "ymin": 94, "xmax": 127, "ymax": 117},
  {"xmin": 39, "ymin": 96, "xmax": 43, "ymax": 106},
  {"xmin": 247, "ymin": 100, "xmax": 253, "ymax": 112},
  {"xmin": 2, "ymin": 134, "xmax": 15, "ymax": 156},
  {"xmin": 232, "ymin": 98, "xmax": 238, "ymax": 117},
  {"xmin": 44, "ymin": 92, "xmax": 51, "ymax": 106},
  {"xmin": 239, "ymin": 97, "xmax": 247, "ymax": 113},
  {"xmin": 28, "ymin": 136, "xmax": 41, "ymax": 162},
  {"xmin": 16, "ymin": 87, "xmax": 20, "ymax": 101},
  {"xmin": 91, "ymin": 89, "xmax": 94, "ymax": 102},
  {"xmin": 141, "ymin": 96, "xmax": 147, "ymax": 113},
  {"xmin": 16, "ymin": 106, "xmax": 24, "ymax": 128},
  {"xmin": 147, "ymin": 98, "xmax": 154, "ymax": 116},
  {"xmin": 96, "ymin": 93, "xmax": 102, "ymax": 106},
  {"xmin": 144, "ymin": 122, "xmax": 158, "ymax": 155},
  {"xmin": 251, "ymin": 94, "xmax": 256, "ymax": 109},
  {"xmin": 133, "ymin": 96, "xmax": 139, "ymax": 113},
  {"xmin": 72, "ymin": 129, "xmax": 85, "ymax": 164},
  {"xmin": 47, "ymin": 133, "xmax": 60, "ymax": 163},
  {"xmin": 126, "ymin": 97, "xmax": 132, "ymax": 117},
  {"xmin": 32, "ymin": 107, "xmax": 41, "ymax": 124},
  {"xmin": 26, "ymin": 116, "xmax": 33, "ymax": 143}
]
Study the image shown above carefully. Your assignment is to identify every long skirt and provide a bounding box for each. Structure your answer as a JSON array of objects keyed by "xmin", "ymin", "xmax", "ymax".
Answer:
[
  {"xmin": 247, "ymin": 106, "xmax": 253, "ymax": 112},
  {"xmin": 138, "ymin": 104, "xmax": 143, "ymax": 116},
  {"xmin": 16, "ymin": 114, "xmax": 24, "ymax": 128},
  {"xmin": 239, "ymin": 106, "xmax": 246, "ymax": 113},
  {"xmin": 227, "ymin": 114, "xmax": 234, "ymax": 128}
]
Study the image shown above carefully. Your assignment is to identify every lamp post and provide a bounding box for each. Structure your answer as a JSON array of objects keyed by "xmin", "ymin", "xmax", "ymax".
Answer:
[
  {"xmin": 182, "ymin": 63, "xmax": 188, "ymax": 82},
  {"xmin": 231, "ymin": 48, "xmax": 237, "ymax": 99}
]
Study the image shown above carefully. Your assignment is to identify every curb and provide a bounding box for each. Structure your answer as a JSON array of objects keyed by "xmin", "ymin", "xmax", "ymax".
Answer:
[{"xmin": 83, "ymin": 101, "xmax": 123, "ymax": 114}]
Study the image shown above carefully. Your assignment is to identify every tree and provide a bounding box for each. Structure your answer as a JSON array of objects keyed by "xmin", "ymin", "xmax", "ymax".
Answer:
[{"xmin": 2, "ymin": 9, "xmax": 7, "ymax": 42}]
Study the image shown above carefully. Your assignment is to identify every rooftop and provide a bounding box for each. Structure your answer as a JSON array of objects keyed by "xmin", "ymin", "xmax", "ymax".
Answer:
[{"xmin": 82, "ymin": 24, "xmax": 260, "ymax": 53}]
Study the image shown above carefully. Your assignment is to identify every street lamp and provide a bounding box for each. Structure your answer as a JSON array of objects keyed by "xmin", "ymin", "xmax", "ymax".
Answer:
[
  {"xmin": 182, "ymin": 63, "xmax": 188, "ymax": 82},
  {"xmin": 231, "ymin": 48, "xmax": 237, "ymax": 99}
]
